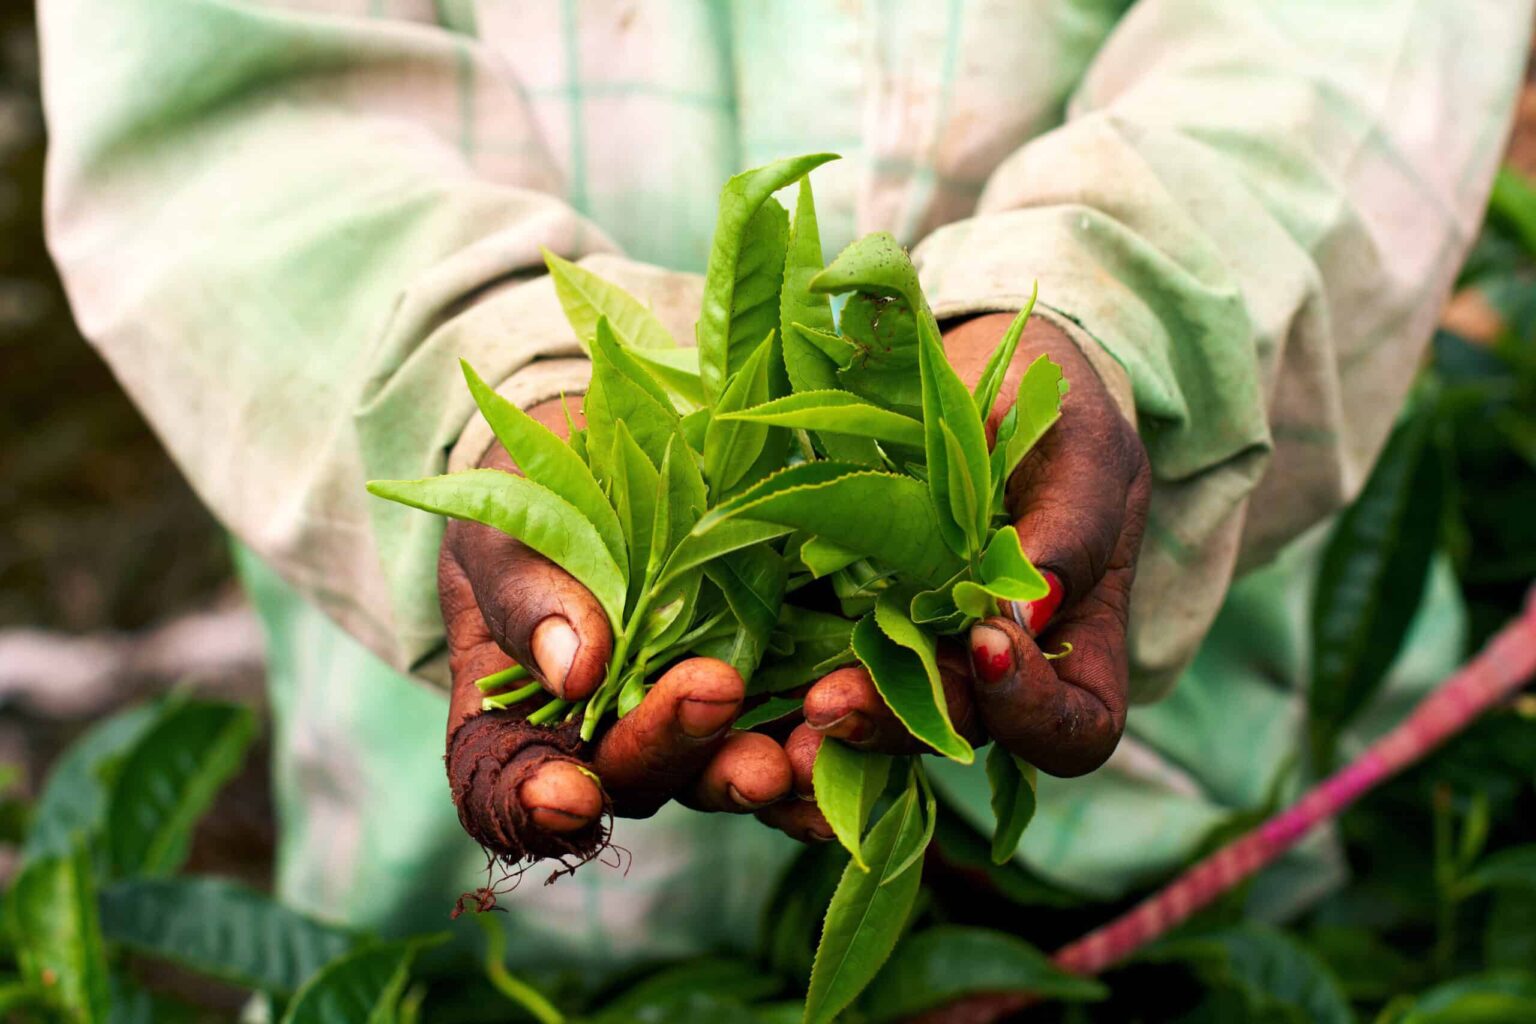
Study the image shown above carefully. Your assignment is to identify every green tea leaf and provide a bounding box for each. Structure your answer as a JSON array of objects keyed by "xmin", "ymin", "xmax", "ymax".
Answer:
[
  {"xmin": 813, "ymin": 740, "xmax": 893, "ymax": 870},
  {"xmin": 664, "ymin": 422, "xmax": 709, "ymax": 538},
  {"xmin": 368, "ymin": 470, "xmax": 627, "ymax": 627},
  {"xmin": 1145, "ymin": 924, "xmax": 1352, "ymax": 1024},
  {"xmin": 762, "ymin": 844, "xmax": 851, "ymax": 986},
  {"xmin": 660, "ymin": 519, "xmax": 793, "ymax": 589},
  {"xmin": 811, "ymin": 648, "xmax": 860, "ymax": 678},
  {"xmin": 1309, "ymin": 403, "xmax": 1443, "ymax": 769},
  {"xmin": 704, "ymin": 330, "xmax": 778, "ymax": 495},
  {"xmin": 281, "ymin": 939, "xmax": 432, "ymax": 1024},
  {"xmin": 1484, "ymin": 894, "xmax": 1536, "ymax": 973},
  {"xmin": 705, "ymin": 547, "xmax": 787, "ymax": 647},
  {"xmin": 813, "ymin": 232, "xmax": 985, "ymax": 545},
  {"xmin": 705, "ymin": 546, "xmax": 789, "ymax": 681},
  {"xmin": 815, "ymin": 238, "xmax": 923, "ymax": 412},
  {"xmin": 705, "ymin": 464, "xmax": 963, "ymax": 586},
  {"xmin": 6, "ymin": 844, "xmax": 111, "ymax": 1024},
  {"xmin": 703, "ymin": 461, "xmax": 870, "ymax": 519},
  {"xmin": 794, "ymin": 322, "xmax": 860, "ymax": 369},
  {"xmin": 753, "ymin": 606, "xmax": 858, "ymax": 694},
  {"xmin": 593, "ymin": 315, "xmax": 675, "ymax": 408},
  {"xmin": 595, "ymin": 958, "xmax": 784, "ymax": 1022},
  {"xmin": 985, "ymin": 745, "xmax": 1037, "ymax": 865},
  {"xmin": 646, "ymin": 439, "xmax": 677, "ymax": 583},
  {"xmin": 979, "ymin": 526, "xmax": 1048, "ymax": 600},
  {"xmin": 462, "ymin": 360, "xmax": 627, "ymax": 574},
  {"xmin": 838, "ymin": 310, "xmax": 922, "ymax": 412},
  {"xmin": 1461, "ymin": 844, "xmax": 1536, "ymax": 896},
  {"xmin": 910, "ymin": 580, "xmax": 965, "ymax": 630},
  {"xmin": 698, "ymin": 154, "xmax": 836, "ymax": 401},
  {"xmin": 717, "ymin": 390, "xmax": 926, "ymax": 448},
  {"xmin": 23, "ymin": 702, "xmax": 161, "ymax": 864},
  {"xmin": 633, "ymin": 346, "xmax": 706, "ymax": 409},
  {"xmin": 811, "ymin": 232, "xmax": 925, "ymax": 309},
  {"xmin": 823, "ymin": 268, "xmax": 915, "ymax": 417},
  {"xmin": 803, "ymin": 785, "xmax": 926, "ymax": 1024},
  {"xmin": 799, "ymin": 536, "xmax": 863, "ymax": 578},
  {"xmin": 860, "ymin": 926, "xmax": 1102, "ymax": 1022},
  {"xmin": 854, "ymin": 609, "xmax": 973, "ymax": 763},
  {"xmin": 992, "ymin": 354, "xmax": 1067, "ymax": 504},
  {"xmin": 971, "ymin": 284, "xmax": 1038, "ymax": 421},
  {"xmin": 875, "ymin": 591, "xmax": 972, "ymax": 761},
  {"xmin": 921, "ymin": 315, "xmax": 991, "ymax": 557},
  {"xmin": 586, "ymin": 317, "xmax": 683, "ymax": 476},
  {"xmin": 730, "ymin": 196, "xmax": 789, "ymax": 381},
  {"xmin": 951, "ymin": 581, "xmax": 995, "ymax": 620},
  {"xmin": 1394, "ymin": 972, "xmax": 1536, "ymax": 1024},
  {"xmin": 778, "ymin": 180, "xmax": 878, "ymax": 464},
  {"xmin": 108, "ymin": 700, "xmax": 258, "ymax": 877},
  {"xmin": 779, "ymin": 604, "xmax": 858, "ymax": 652},
  {"xmin": 885, "ymin": 764, "xmax": 939, "ymax": 883},
  {"xmin": 734, "ymin": 697, "xmax": 805, "ymax": 731},
  {"xmin": 543, "ymin": 248, "xmax": 677, "ymax": 351},
  {"xmin": 939, "ymin": 420, "xmax": 983, "ymax": 553},
  {"xmin": 637, "ymin": 570, "xmax": 705, "ymax": 665},
  {"xmin": 608, "ymin": 421, "xmax": 661, "ymax": 610},
  {"xmin": 680, "ymin": 407, "xmax": 711, "ymax": 453},
  {"xmin": 99, "ymin": 877, "xmax": 356, "ymax": 995},
  {"xmin": 781, "ymin": 179, "xmax": 837, "ymax": 390}
]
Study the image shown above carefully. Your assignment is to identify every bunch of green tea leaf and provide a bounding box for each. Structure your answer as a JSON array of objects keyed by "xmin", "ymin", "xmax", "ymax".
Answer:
[{"xmin": 368, "ymin": 153, "xmax": 1067, "ymax": 1018}]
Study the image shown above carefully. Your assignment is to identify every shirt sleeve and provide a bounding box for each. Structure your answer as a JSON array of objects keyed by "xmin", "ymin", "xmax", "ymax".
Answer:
[
  {"xmin": 912, "ymin": 0, "xmax": 1533, "ymax": 700},
  {"xmin": 36, "ymin": 0, "xmax": 695, "ymax": 680}
]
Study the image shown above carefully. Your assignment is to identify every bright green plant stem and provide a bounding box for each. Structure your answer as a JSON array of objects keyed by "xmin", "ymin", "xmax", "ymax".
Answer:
[
  {"xmin": 580, "ymin": 587, "xmax": 658, "ymax": 741},
  {"xmin": 526, "ymin": 700, "xmax": 571, "ymax": 727},
  {"xmin": 475, "ymin": 664, "xmax": 532, "ymax": 693},
  {"xmin": 476, "ymin": 915, "xmax": 565, "ymax": 1024},
  {"xmin": 481, "ymin": 682, "xmax": 543, "ymax": 712}
]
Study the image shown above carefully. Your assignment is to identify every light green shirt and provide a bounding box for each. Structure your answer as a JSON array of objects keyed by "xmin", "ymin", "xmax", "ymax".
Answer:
[{"xmin": 35, "ymin": 0, "xmax": 1526, "ymax": 956}]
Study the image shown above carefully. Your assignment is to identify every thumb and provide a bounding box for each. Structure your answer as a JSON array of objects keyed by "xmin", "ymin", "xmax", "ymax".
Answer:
[
  {"xmin": 445, "ymin": 518, "xmax": 613, "ymax": 700},
  {"xmin": 1003, "ymin": 354, "xmax": 1144, "ymax": 633}
]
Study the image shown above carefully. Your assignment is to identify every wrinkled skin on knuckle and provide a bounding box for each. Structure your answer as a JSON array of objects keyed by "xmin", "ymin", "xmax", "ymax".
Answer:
[{"xmin": 445, "ymin": 713, "xmax": 609, "ymax": 864}]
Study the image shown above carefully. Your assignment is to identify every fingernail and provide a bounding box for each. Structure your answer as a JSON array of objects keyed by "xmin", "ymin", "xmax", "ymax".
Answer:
[
  {"xmin": 807, "ymin": 710, "xmax": 871, "ymax": 742},
  {"xmin": 1015, "ymin": 571, "xmax": 1064, "ymax": 637},
  {"xmin": 971, "ymin": 624, "xmax": 1013, "ymax": 686},
  {"xmin": 530, "ymin": 617, "xmax": 579, "ymax": 698},
  {"xmin": 519, "ymin": 762, "xmax": 601, "ymax": 833},
  {"xmin": 808, "ymin": 827, "xmax": 835, "ymax": 843},
  {"xmin": 679, "ymin": 697, "xmax": 738, "ymax": 739},
  {"xmin": 727, "ymin": 784, "xmax": 767, "ymax": 811}
]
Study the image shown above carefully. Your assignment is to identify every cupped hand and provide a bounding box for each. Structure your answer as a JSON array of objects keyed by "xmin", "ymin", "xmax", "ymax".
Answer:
[
  {"xmin": 440, "ymin": 402, "xmax": 798, "ymax": 865},
  {"xmin": 760, "ymin": 314, "xmax": 1150, "ymax": 842}
]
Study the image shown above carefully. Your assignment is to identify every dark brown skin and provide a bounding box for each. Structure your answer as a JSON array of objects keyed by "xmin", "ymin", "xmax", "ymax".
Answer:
[{"xmin": 440, "ymin": 314, "xmax": 1149, "ymax": 863}]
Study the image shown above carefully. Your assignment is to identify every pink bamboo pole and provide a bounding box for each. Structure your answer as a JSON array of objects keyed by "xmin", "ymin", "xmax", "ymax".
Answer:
[{"xmin": 1051, "ymin": 587, "xmax": 1536, "ymax": 978}]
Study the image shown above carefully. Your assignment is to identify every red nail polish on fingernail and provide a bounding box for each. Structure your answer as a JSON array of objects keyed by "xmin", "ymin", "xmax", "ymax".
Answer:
[
  {"xmin": 1018, "ymin": 571, "xmax": 1064, "ymax": 637},
  {"xmin": 971, "ymin": 625, "xmax": 1012, "ymax": 685}
]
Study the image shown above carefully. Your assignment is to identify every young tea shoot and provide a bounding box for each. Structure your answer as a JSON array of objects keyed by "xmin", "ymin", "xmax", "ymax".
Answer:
[{"xmin": 367, "ymin": 153, "xmax": 1068, "ymax": 1021}]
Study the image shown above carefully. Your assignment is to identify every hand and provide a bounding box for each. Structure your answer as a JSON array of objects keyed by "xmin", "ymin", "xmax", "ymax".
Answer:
[
  {"xmin": 791, "ymin": 314, "xmax": 1150, "ymax": 782},
  {"xmin": 440, "ymin": 402, "xmax": 797, "ymax": 865}
]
